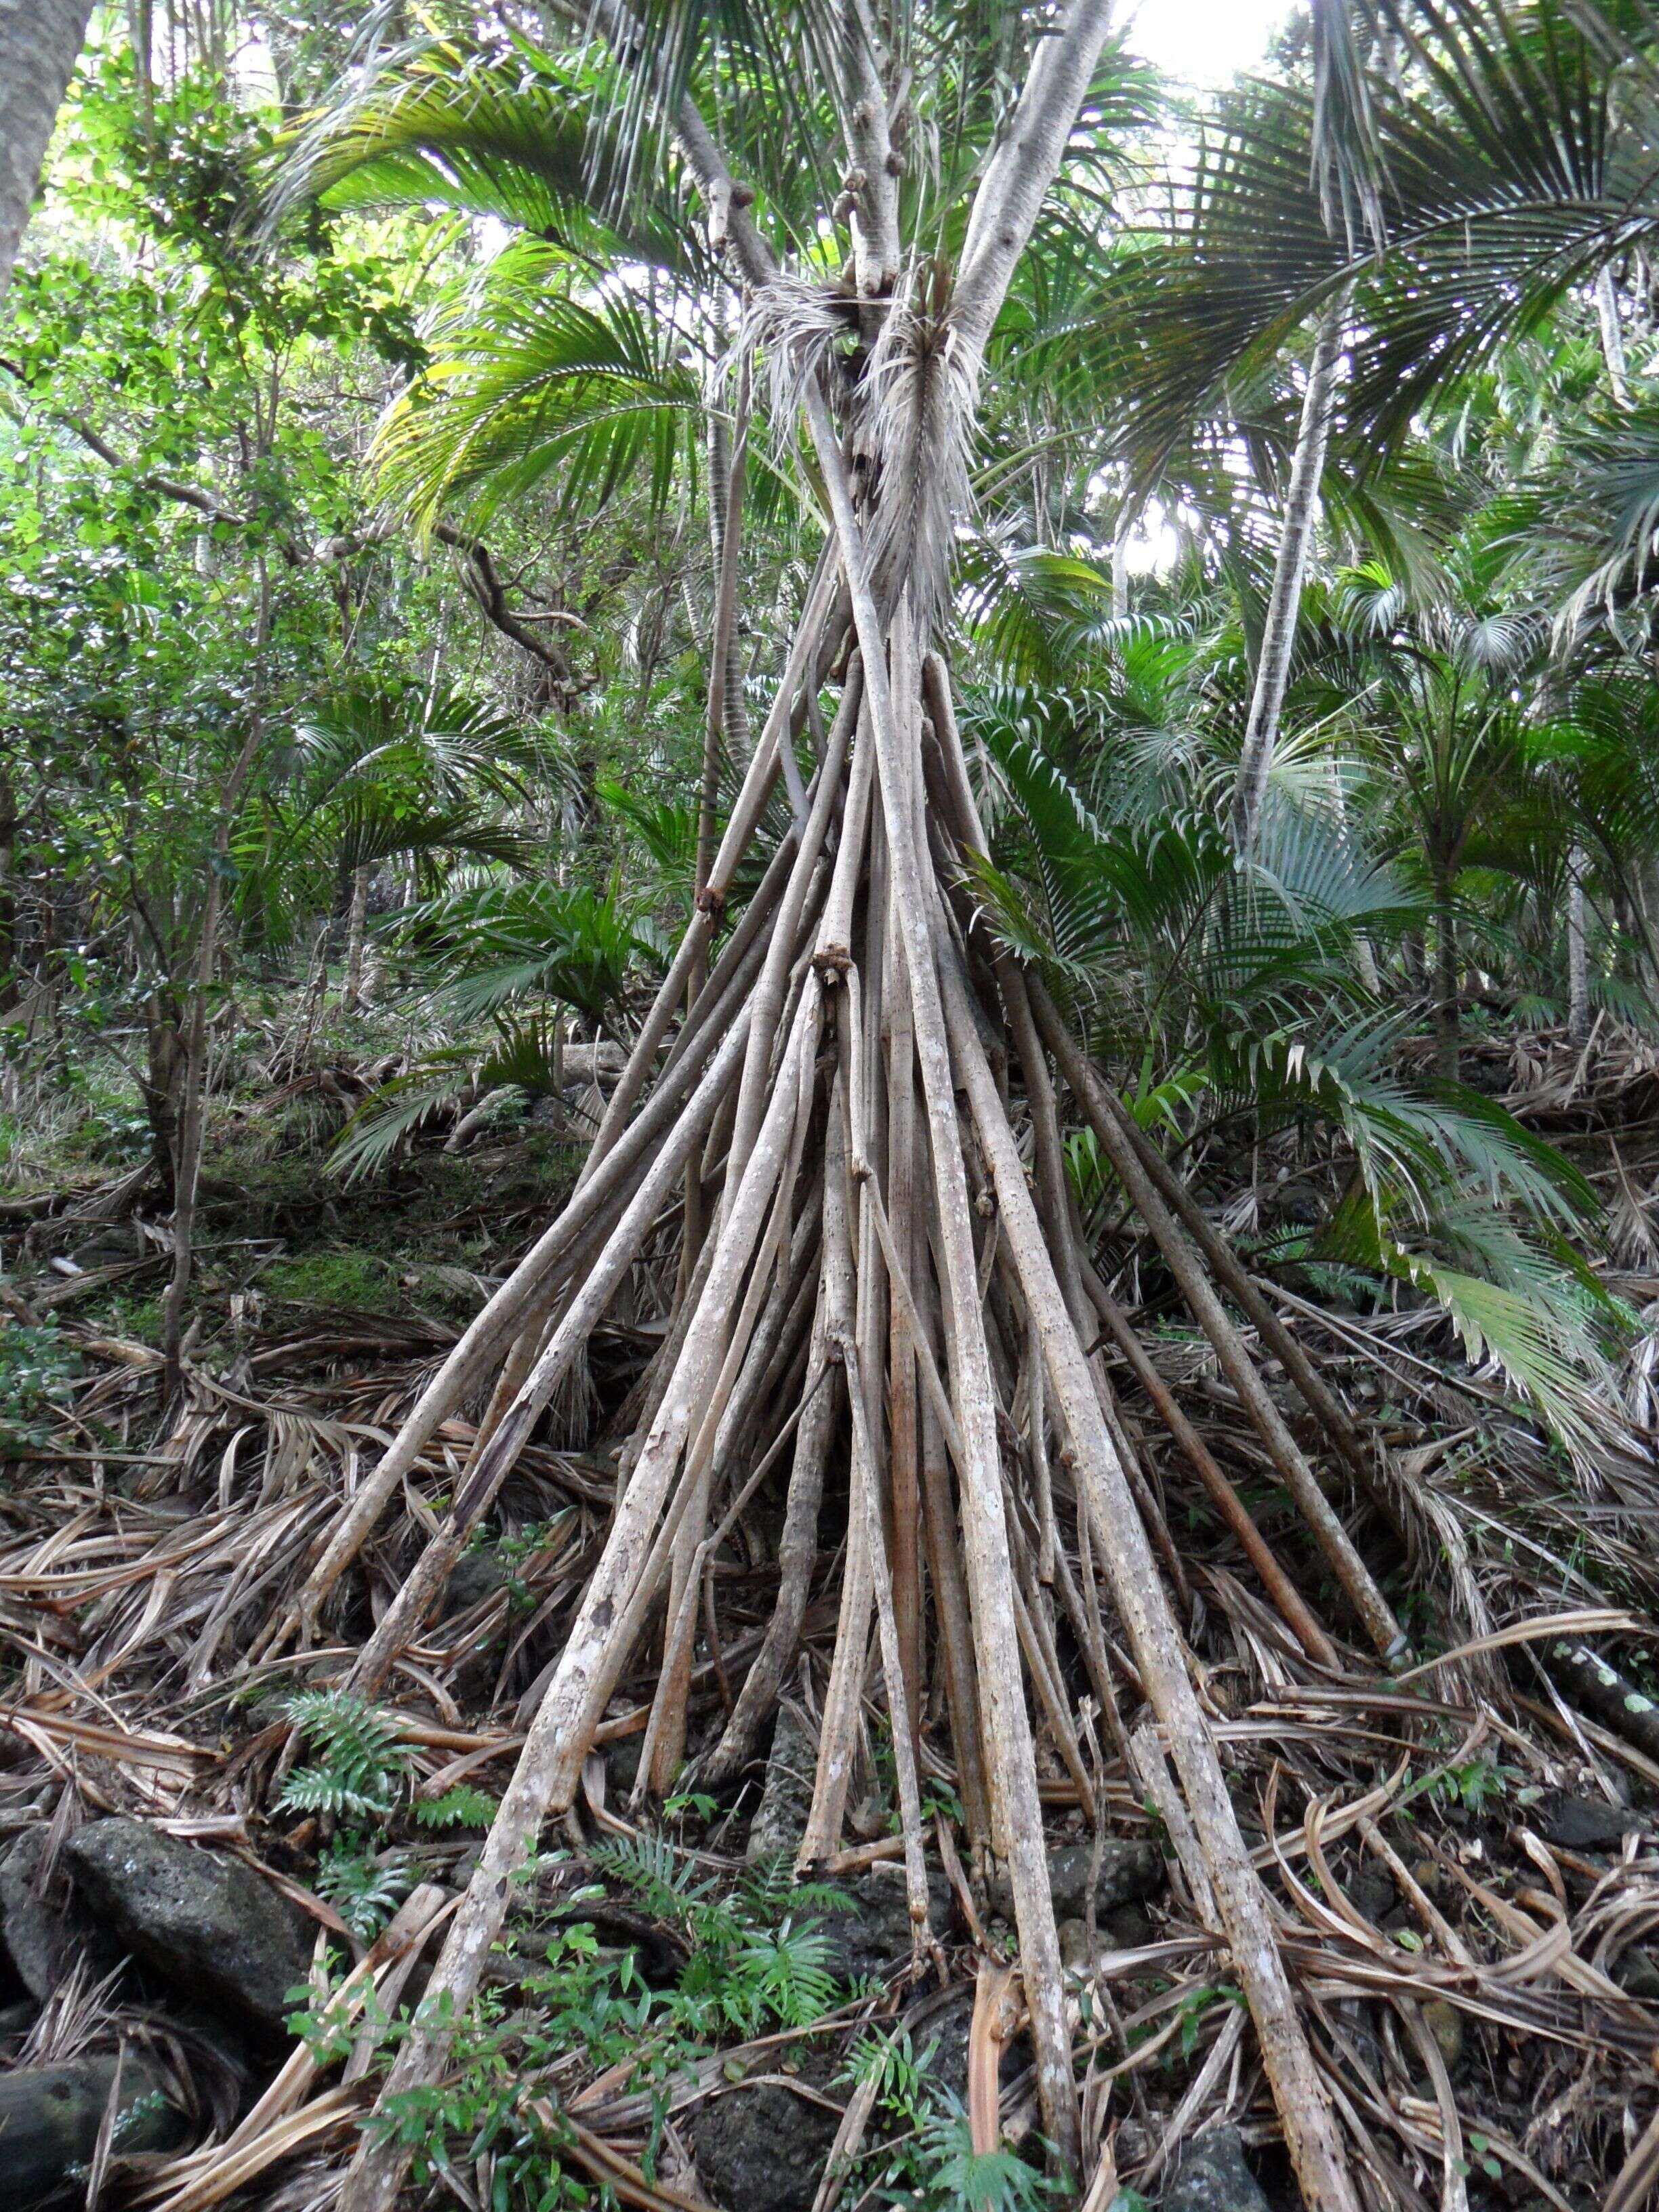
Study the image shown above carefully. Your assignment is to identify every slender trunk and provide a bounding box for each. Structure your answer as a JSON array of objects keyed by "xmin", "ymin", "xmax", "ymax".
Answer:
[
  {"xmin": 341, "ymin": 864, "xmax": 369, "ymax": 1015},
  {"xmin": 683, "ymin": 352, "xmax": 754, "ymax": 1295},
  {"xmin": 161, "ymin": 573, "xmax": 269, "ymax": 1398},
  {"xmin": 0, "ymin": 0, "xmax": 96, "ymax": 302},
  {"xmin": 1231, "ymin": 287, "xmax": 1349, "ymax": 849},
  {"xmin": 0, "ymin": 761, "xmax": 17, "ymax": 1012},
  {"xmin": 1596, "ymin": 266, "xmax": 1631, "ymax": 408},
  {"xmin": 1567, "ymin": 844, "xmax": 1591, "ymax": 1046},
  {"xmin": 1110, "ymin": 515, "xmax": 1130, "ymax": 621},
  {"xmin": 1433, "ymin": 868, "xmax": 1460, "ymax": 1082}
]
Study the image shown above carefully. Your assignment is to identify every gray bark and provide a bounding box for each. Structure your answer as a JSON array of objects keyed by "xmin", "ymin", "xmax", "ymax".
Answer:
[
  {"xmin": 1596, "ymin": 266, "xmax": 1631, "ymax": 408},
  {"xmin": 0, "ymin": 0, "xmax": 95, "ymax": 302},
  {"xmin": 949, "ymin": 0, "xmax": 1119, "ymax": 369},
  {"xmin": 1231, "ymin": 288, "xmax": 1349, "ymax": 848},
  {"xmin": 1567, "ymin": 845, "xmax": 1591, "ymax": 1046}
]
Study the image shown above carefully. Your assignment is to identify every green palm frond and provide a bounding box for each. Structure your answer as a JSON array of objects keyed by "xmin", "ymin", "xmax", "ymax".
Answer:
[
  {"xmin": 398, "ymin": 874, "xmax": 660, "ymax": 1024},
  {"xmin": 1069, "ymin": 0, "xmax": 1659, "ymax": 489},
  {"xmin": 274, "ymin": 32, "xmax": 687, "ymax": 268},
  {"xmin": 376, "ymin": 250, "xmax": 703, "ymax": 531}
]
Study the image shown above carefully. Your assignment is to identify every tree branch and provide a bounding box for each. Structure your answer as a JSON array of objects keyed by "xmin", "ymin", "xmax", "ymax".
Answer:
[{"xmin": 950, "ymin": 0, "xmax": 1119, "ymax": 366}]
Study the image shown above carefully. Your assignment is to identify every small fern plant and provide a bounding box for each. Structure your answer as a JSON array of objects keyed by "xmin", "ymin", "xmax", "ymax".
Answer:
[
  {"xmin": 413, "ymin": 1784, "xmax": 499, "ymax": 1830},
  {"xmin": 276, "ymin": 1690, "xmax": 413, "ymax": 1822},
  {"xmin": 316, "ymin": 1841, "xmax": 414, "ymax": 1941}
]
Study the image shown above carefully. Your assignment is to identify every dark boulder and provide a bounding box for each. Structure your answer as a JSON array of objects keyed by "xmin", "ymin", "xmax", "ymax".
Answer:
[
  {"xmin": 687, "ymin": 2043, "xmax": 844, "ymax": 2212},
  {"xmin": 1163, "ymin": 2127, "xmax": 1273, "ymax": 2212},
  {"xmin": 1537, "ymin": 1792, "xmax": 1643, "ymax": 1850},
  {"xmin": 1, "ymin": 1830, "xmax": 125, "ymax": 2003},
  {"xmin": 986, "ymin": 1839, "xmax": 1165, "ymax": 1924},
  {"xmin": 2, "ymin": 2052, "xmax": 189, "ymax": 2209},
  {"xmin": 816, "ymin": 1860, "xmax": 954, "ymax": 1984},
  {"xmin": 65, "ymin": 1820, "xmax": 312, "ymax": 2045}
]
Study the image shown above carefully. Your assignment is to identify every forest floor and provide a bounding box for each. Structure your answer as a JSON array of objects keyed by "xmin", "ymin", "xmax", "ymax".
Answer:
[{"xmin": 2, "ymin": 1012, "xmax": 1658, "ymax": 2212}]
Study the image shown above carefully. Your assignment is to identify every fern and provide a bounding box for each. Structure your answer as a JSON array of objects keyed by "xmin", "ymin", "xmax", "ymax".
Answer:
[
  {"xmin": 724, "ymin": 1919, "xmax": 837, "ymax": 2032},
  {"xmin": 316, "ymin": 1842, "xmax": 414, "ymax": 1942},
  {"xmin": 275, "ymin": 1690, "xmax": 413, "ymax": 1822},
  {"xmin": 413, "ymin": 1785, "xmax": 499, "ymax": 1830}
]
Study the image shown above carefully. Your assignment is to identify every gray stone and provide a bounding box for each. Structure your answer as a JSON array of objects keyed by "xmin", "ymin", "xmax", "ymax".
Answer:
[
  {"xmin": 0, "ymin": 1829, "xmax": 124, "ymax": 2002},
  {"xmin": 987, "ymin": 1839, "xmax": 1164, "ymax": 1923},
  {"xmin": 1538, "ymin": 1793, "xmax": 1643, "ymax": 1850},
  {"xmin": 1, "ymin": 2053, "xmax": 188, "ymax": 2209},
  {"xmin": 441, "ymin": 1547, "xmax": 509, "ymax": 1620},
  {"xmin": 1163, "ymin": 2127, "xmax": 1272, "ymax": 2212},
  {"xmin": 816, "ymin": 1860, "xmax": 954, "ymax": 1985},
  {"xmin": 1104, "ymin": 1899, "xmax": 1158, "ymax": 1950},
  {"xmin": 745, "ymin": 1703, "xmax": 818, "ymax": 1866},
  {"xmin": 1422, "ymin": 1999, "xmax": 1464, "ymax": 2072},
  {"xmin": 65, "ymin": 1818, "xmax": 313, "ymax": 2045},
  {"xmin": 1349, "ymin": 1870, "xmax": 1395, "ymax": 1925},
  {"xmin": 1616, "ymin": 1946, "xmax": 1659, "ymax": 2000},
  {"xmin": 687, "ymin": 2042, "xmax": 843, "ymax": 2212}
]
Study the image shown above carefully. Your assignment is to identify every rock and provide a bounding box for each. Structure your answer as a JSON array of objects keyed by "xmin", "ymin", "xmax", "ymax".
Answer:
[
  {"xmin": 1105, "ymin": 1899, "xmax": 1159, "ymax": 1949},
  {"xmin": 441, "ymin": 1547, "xmax": 509, "ymax": 1620},
  {"xmin": 1059, "ymin": 1900, "xmax": 1160, "ymax": 1972},
  {"xmin": 605, "ymin": 1729, "xmax": 644, "ymax": 1799},
  {"xmin": 1, "ymin": 1829, "xmax": 125, "ymax": 2002},
  {"xmin": 1349, "ymin": 1870, "xmax": 1396, "ymax": 1925},
  {"xmin": 3, "ymin": 2053, "xmax": 189, "ymax": 2209},
  {"xmin": 687, "ymin": 2043, "xmax": 843, "ymax": 2212},
  {"xmin": 986, "ymin": 1839, "xmax": 1164, "ymax": 1924},
  {"xmin": 1616, "ymin": 1946, "xmax": 1659, "ymax": 2000},
  {"xmin": 65, "ymin": 1819, "xmax": 313, "ymax": 2045},
  {"xmin": 745, "ymin": 1704, "xmax": 818, "ymax": 1866},
  {"xmin": 1163, "ymin": 2126, "xmax": 1272, "ymax": 2212},
  {"xmin": 1422, "ymin": 1999, "xmax": 1464, "ymax": 2072},
  {"xmin": 817, "ymin": 1860, "xmax": 954, "ymax": 1984},
  {"xmin": 1538, "ymin": 1792, "xmax": 1641, "ymax": 1850}
]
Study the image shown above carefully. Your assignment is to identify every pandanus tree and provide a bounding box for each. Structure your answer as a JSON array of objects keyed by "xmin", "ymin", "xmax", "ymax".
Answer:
[{"xmin": 261, "ymin": 9, "xmax": 1420, "ymax": 2203}]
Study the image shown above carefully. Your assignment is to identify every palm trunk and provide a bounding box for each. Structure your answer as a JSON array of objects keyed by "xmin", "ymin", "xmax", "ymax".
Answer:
[
  {"xmin": 1596, "ymin": 267, "xmax": 1632, "ymax": 407},
  {"xmin": 1434, "ymin": 869, "xmax": 1460, "ymax": 1081},
  {"xmin": 1567, "ymin": 844, "xmax": 1591, "ymax": 1046},
  {"xmin": 1231, "ymin": 287, "xmax": 1349, "ymax": 849},
  {"xmin": 0, "ymin": 761, "xmax": 17, "ymax": 1012},
  {"xmin": 340, "ymin": 863, "xmax": 369, "ymax": 1015},
  {"xmin": 0, "ymin": 0, "xmax": 95, "ymax": 302}
]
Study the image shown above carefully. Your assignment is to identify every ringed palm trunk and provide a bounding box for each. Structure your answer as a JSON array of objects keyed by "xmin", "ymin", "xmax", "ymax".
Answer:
[
  {"xmin": 1433, "ymin": 865, "xmax": 1460, "ymax": 1081},
  {"xmin": 1567, "ymin": 846, "xmax": 1591, "ymax": 1046},
  {"xmin": 322, "ymin": 12, "xmax": 1372, "ymax": 2209},
  {"xmin": 1231, "ymin": 286, "xmax": 1349, "ymax": 850},
  {"xmin": 0, "ymin": 0, "xmax": 95, "ymax": 301},
  {"xmin": 340, "ymin": 863, "xmax": 369, "ymax": 1015}
]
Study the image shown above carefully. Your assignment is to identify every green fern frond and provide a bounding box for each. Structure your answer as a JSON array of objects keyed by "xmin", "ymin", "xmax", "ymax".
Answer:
[
  {"xmin": 275, "ymin": 1691, "xmax": 413, "ymax": 1822},
  {"xmin": 413, "ymin": 1785, "xmax": 500, "ymax": 1830}
]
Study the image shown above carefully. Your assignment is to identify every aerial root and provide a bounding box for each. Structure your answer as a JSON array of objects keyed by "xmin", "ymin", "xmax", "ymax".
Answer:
[{"xmin": 324, "ymin": 473, "xmax": 1384, "ymax": 2211}]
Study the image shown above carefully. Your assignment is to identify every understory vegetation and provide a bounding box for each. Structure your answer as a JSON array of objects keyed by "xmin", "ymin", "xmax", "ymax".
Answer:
[{"xmin": 5, "ymin": 1, "xmax": 1659, "ymax": 2209}]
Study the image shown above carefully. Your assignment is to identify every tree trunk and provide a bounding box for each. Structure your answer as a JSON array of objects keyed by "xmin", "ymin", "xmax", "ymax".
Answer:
[
  {"xmin": 1567, "ymin": 844, "xmax": 1591, "ymax": 1046},
  {"xmin": 1596, "ymin": 266, "xmax": 1631, "ymax": 407},
  {"xmin": 0, "ymin": 0, "xmax": 95, "ymax": 302},
  {"xmin": 1231, "ymin": 287, "xmax": 1349, "ymax": 850},
  {"xmin": 160, "ymin": 576, "xmax": 269, "ymax": 1397},
  {"xmin": 0, "ymin": 760, "xmax": 17, "ymax": 1012},
  {"xmin": 1434, "ymin": 870, "xmax": 1460, "ymax": 1082},
  {"xmin": 340, "ymin": 864, "xmax": 369, "ymax": 1015}
]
